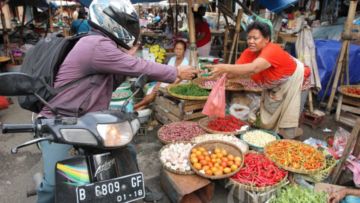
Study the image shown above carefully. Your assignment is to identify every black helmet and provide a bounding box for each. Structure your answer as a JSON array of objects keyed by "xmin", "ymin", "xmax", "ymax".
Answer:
[{"xmin": 89, "ymin": 0, "xmax": 140, "ymax": 50}]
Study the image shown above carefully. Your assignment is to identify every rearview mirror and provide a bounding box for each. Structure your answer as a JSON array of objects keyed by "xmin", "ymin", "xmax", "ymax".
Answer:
[{"xmin": 0, "ymin": 73, "xmax": 40, "ymax": 96}]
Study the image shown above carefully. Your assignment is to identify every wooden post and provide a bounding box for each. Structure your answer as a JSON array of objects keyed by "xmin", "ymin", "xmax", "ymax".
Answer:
[
  {"xmin": 331, "ymin": 118, "xmax": 360, "ymax": 184},
  {"xmin": 187, "ymin": 0, "xmax": 198, "ymax": 68},
  {"xmin": 0, "ymin": 1, "xmax": 9, "ymax": 56},
  {"xmin": 227, "ymin": 9, "xmax": 242, "ymax": 64},
  {"xmin": 326, "ymin": 0, "xmax": 358, "ymax": 112},
  {"xmin": 175, "ymin": 0, "xmax": 178, "ymax": 36},
  {"xmin": 49, "ymin": 6, "xmax": 53, "ymax": 33}
]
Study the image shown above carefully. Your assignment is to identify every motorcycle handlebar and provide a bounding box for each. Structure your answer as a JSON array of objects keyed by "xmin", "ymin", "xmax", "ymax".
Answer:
[{"xmin": 1, "ymin": 124, "xmax": 35, "ymax": 134}]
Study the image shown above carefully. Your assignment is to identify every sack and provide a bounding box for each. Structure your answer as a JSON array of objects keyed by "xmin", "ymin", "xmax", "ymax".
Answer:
[
  {"xmin": 202, "ymin": 74, "xmax": 226, "ymax": 118},
  {"xmin": 18, "ymin": 34, "xmax": 89, "ymax": 113}
]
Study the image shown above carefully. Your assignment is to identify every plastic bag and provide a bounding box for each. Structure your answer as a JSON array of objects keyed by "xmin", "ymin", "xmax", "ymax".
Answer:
[
  {"xmin": 0, "ymin": 96, "xmax": 9, "ymax": 110},
  {"xmin": 229, "ymin": 104, "xmax": 250, "ymax": 120},
  {"xmin": 331, "ymin": 127, "xmax": 351, "ymax": 158},
  {"xmin": 202, "ymin": 74, "xmax": 226, "ymax": 118},
  {"xmin": 346, "ymin": 160, "xmax": 360, "ymax": 188}
]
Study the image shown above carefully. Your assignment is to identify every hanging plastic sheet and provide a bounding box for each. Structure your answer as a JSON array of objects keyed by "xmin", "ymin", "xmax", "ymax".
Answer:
[{"xmin": 315, "ymin": 40, "xmax": 360, "ymax": 99}]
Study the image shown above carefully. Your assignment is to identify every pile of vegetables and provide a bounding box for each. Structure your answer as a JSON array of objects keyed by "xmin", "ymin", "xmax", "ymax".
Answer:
[
  {"xmin": 265, "ymin": 140, "xmax": 325, "ymax": 172},
  {"xmin": 231, "ymin": 152, "xmax": 287, "ymax": 187},
  {"xmin": 158, "ymin": 122, "xmax": 205, "ymax": 143},
  {"xmin": 207, "ymin": 115, "xmax": 246, "ymax": 132},
  {"xmin": 270, "ymin": 185, "xmax": 327, "ymax": 203},
  {"xmin": 190, "ymin": 146, "xmax": 242, "ymax": 176},
  {"xmin": 144, "ymin": 44, "xmax": 166, "ymax": 64},
  {"xmin": 344, "ymin": 87, "xmax": 360, "ymax": 95},
  {"xmin": 192, "ymin": 134, "xmax": 249, "ymax": 153},
  {"xmin": 160, "ymin": 143, "xmax": 194, "ymax": 173},
  {"xmin": 170, "ymin": 84, "xmax": 209, "ymax": 96},
  {"xmin": 242, "ymin": 130, "xmax": 277, "ymax": 148}
]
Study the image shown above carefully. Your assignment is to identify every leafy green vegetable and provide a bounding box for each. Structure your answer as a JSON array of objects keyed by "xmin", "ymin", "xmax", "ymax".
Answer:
[
  {"xmin": 170, "ymin": 83, "xmax": 209, "ymax": 96},
  {"xmin": 270, "ymin": 185, "xmax": 327, "ymax": 203}
]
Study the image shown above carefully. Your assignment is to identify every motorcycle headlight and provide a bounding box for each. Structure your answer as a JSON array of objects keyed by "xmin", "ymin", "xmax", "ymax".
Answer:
[{"xmin": 96, "ymin": 122, "xmax": 134, "ymax": 147}]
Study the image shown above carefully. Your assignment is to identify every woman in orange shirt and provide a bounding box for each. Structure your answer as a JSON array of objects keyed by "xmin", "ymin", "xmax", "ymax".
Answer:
[{"xmin": 207, "ymin": 21, "xmax": 311, "ymax": 139}]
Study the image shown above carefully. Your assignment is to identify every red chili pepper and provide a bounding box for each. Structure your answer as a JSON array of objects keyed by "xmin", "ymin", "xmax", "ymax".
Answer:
[{"xmin": 231, "ymin": 153, "xmax": 287, "ymax": 187}]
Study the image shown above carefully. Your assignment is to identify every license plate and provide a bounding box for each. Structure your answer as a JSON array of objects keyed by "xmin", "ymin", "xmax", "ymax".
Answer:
[{"xmin": 76, "ymin": 172, "xmax": 145, "ymax": 203}]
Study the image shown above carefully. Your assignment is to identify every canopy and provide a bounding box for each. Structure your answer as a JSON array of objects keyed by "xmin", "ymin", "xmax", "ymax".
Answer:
[
  {"xmin": 9, "ymin": 0, "xmax": 90, "ymax": 7},
  {"xmin": 258, "ymin": 0, "xmax": 298, "ymax": 13}
]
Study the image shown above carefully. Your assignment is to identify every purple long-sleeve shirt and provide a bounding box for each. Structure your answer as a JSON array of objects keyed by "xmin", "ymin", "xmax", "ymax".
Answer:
[{"xmin": 40, "ymin": 35, "xmax": 177, "ymax": 118}]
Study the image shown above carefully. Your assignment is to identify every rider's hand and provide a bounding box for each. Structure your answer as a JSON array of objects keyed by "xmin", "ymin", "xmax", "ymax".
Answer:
[{"xmin": 176, "ymin": 66, "xmax": 198, "ymax": 81}]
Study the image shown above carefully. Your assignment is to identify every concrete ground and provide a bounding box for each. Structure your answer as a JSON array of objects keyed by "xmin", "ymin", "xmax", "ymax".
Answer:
[{"xmin": 0, "ymin": 98, "xmax": 349, "ymax": 203}]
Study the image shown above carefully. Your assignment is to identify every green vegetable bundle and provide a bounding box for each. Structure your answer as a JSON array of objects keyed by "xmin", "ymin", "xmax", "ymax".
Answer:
[
  {"xmin": 170, "ymin": 84, "xmax": 209, "ymax": 96},
  {"xmin": 271, "ymin": 185, "xmax": 327, "ymax": 203}
]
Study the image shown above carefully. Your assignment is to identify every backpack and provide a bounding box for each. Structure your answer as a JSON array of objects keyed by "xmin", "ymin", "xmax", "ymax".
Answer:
[{"xmin": 19, "ymin": 33, "xmax": 89, "ymax": 113}]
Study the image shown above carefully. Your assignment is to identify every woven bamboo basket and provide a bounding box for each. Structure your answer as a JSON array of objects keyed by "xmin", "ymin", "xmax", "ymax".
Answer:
[
  {"xmin": 159, "ymin": 142, "xmax": 195, "ymax": 175},
  {"xmin": 191, "ymin": 134, "xmax": 249, "ymax": 154},
  {"xmin": 338, "ymin": 85, "xmax": 360, "ymax": 99},
  {"xmin": 302, "ymin": 155, "xmax": 338, "ymax": 183},
  {"xmin": 167, "ymin": 84, "xmax": 209, "ymax": 100},
  {"xmin": 264, "ymin": 140, "xmax": 326, "ymax": 175},
  {"xmin": 157, "ymin": 121, "xmax": 206, "ymax": 145},
  {"xmin": 198, "ymin": 117, "xmax": 248, "ymax": 135},
  {"xmin": 189, "ymin": 141, "xmax": 244, "ymax": 180},
  {"xmin": 239, "ymin": 129, "xmax": 281, "ymax": 151},
  {"xmin": 192, "ymin": 77, "xmax": 244, "ymax": 91},
  {"xmin": 228, "ymin": 151, "xmax": 288, "ymax": 192}
]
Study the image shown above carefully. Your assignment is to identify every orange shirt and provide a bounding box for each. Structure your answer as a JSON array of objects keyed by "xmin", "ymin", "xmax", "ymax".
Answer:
[{"xmin": 236, "ymin": 43, "xmax": 310, "ymax": 86}]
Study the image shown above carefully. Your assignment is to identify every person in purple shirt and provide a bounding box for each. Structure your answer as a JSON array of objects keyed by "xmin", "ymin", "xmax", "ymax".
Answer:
[{"xmin": 36, "ymin": 1, "xmax": 197, "ymax": 202}]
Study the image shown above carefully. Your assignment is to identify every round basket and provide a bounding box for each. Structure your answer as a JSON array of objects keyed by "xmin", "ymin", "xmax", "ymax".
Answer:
[
  {"xmin": 302, "ymin": 155, "xmax": 338, "ymax": 183},
  {"xmin": 230, "ymin": 79, "xmax": 263, "ymax": 92},
  {"xmin": 189, "ymin": 141, "xmax": 244, "ymax": 180},
  {"xmin": 240, "ymin": 129, "xmax": 281, "ymax": 151},
  {"xmin": 191, "ymin": 134, "xmax": 249, "ymax": 154},
  {"xmin": 167, "ymin": 84, "xmax": 209, "ymax": 100},
  {"xmin": 228, "ymin": 151, "xmax": 288, "ymax": 192},
  {"xmin": 229, "ymin": 172, "xmax": 288, "ymax": 193},
  {"xmin": 264, "ymin": 139, "xmax": 326, "ymax": 175},
  {"xmin": 192, "ymin": 77, "xmax": 244, "ymax": 91},
  {"xmin": 159, "ymin": 142, "xmax": 195, "ymax": 175},
  {"xmin": 338, "ymin": 85, "xmax": 360, "ymax": 99},
  {"xmin": 198, "ymin": 117, "xmax": 248, "ymax": 135},
  {"xmin": 157, "ymin": 121, "xmax": 206, "ymax": 145}
]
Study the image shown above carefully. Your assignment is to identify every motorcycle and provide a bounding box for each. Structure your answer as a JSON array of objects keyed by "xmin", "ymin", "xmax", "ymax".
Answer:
[{"xmin": 0, "ymin": 72, "xmax": 148, "ymax": 203}]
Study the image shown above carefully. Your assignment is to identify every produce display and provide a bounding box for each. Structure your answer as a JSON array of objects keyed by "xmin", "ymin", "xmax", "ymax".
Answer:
[
  {"xmin": 343, "ymin": 87, "xmax": 360, "ymax": 96},
  {"xmin": 192, "ymin": 134, "xmax": 249, "ymax": 153},
  {"xmin": 265, "ymin": 140, "xmax": 325, "ymax": 173},
  {"xmin": 158, "ymin": 121, "xmax": 205, "ymax": 143},
  {"xmin": 111, "ymin": 90, "xmax": 131, "ymax": 100},
  {"xmin": 207, "ymin": 115, "xmax": 246, "ymax": 132},
  {"xmin": 160, "ymin": 143, "xmax": 194, "ymax": 173},
  {"xmin": 270, "ymin": 185, "xmax": 327, "ymax": 203},
  {"xmin": 195, "ymin": 78, "xmax": 243, "ymax": 90},
  {"xmin": 144, "ymin": 44, "xmax": 166, "ymax": 64},
  {"xmin": 231, "ymin": 152, "xmax": 287, "ymax": 188},
  {"xmin": 169, "ymin": 83, "xmax": 209, "ymax": 97},
  {"xmin": 233, "ymin": 78, "xmax": 262, "ymax": 91},
  {"xmin": 190, "ymin": 146, "xmax": 242, "ymax": 177},
  {"xmin": 241, "ymin": 130, "xmax": 278, "ymax": 148}
]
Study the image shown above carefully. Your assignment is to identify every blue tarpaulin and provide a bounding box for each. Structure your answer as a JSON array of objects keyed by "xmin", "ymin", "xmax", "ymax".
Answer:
[
  {"xmin": 315, "ymin": 40, "xmax": 360, "ymax": 99},
  {"xmin": 257, "ymin": 0, "xmax": 298, "ymax": 13}
]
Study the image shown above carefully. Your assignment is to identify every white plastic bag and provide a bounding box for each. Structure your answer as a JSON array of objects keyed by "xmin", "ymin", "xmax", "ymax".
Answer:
[{"xmin": 229, "ymin": 104, "xmax": 250, "ymax": 120}]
